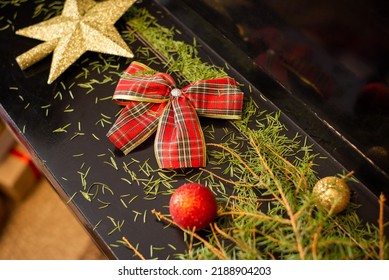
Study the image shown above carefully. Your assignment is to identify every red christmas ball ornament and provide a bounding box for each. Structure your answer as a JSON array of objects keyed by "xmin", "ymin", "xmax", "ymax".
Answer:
[{"xmin": 169, "ymin": 183, "xmax": 217, "ymax": 231}]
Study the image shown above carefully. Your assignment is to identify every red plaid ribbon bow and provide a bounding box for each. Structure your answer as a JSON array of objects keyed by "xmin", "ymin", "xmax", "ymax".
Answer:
[{"xmin": 107, "ymin": 61, "xmax": 244, "ymax": 169}]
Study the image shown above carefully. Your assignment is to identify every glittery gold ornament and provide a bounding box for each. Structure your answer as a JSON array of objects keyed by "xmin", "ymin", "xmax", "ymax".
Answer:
[
  {"xmin": 312, "ymin": 176, "xmax": 351, "ymax": 214},
  {"xmin": 15, "ymin": 0, "xmax": 135, "ymax": 84}
]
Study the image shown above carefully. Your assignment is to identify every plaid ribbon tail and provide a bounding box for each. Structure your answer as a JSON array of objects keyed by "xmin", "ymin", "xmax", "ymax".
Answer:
[
  {"xmin": 155, "ymin": 96, "xmax": 206, "ymax": 169},
  {"xmin": 107, "ymin": 101, "xmax": 166, "ymax": 154}
]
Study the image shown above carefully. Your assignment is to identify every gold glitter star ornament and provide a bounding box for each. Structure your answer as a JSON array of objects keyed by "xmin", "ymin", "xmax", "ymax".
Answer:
[{"xmin": 15, "ymin": 0, "xmax": 136, "ymax": 84}]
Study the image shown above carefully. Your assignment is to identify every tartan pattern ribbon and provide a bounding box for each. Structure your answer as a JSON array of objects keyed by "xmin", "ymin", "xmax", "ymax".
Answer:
[{"xmin": 107, "ymin": 61, "xmax": 244, "ymax": 169}]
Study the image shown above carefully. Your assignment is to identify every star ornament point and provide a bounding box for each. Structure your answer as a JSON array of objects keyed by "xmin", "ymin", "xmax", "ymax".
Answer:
[{"xmin": 15, "ymin": 0, "xmax": 136, "ymax": 84}]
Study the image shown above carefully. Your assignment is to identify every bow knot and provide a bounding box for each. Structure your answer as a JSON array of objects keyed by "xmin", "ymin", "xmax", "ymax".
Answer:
[{"xmin": 107, "ymin": 61, "xmax": 244, "ymax": 169}]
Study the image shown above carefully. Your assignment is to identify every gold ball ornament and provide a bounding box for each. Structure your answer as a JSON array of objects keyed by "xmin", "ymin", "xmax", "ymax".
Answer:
[{"xmin": 313, "ymin": 176, "xmax": 351, "ymax": 214}]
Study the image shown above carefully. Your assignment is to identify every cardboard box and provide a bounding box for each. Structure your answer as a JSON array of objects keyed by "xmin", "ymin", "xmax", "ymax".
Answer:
[{"xmin": 0, "ymin": 144, "xmax": 41, "ymax": 201}]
